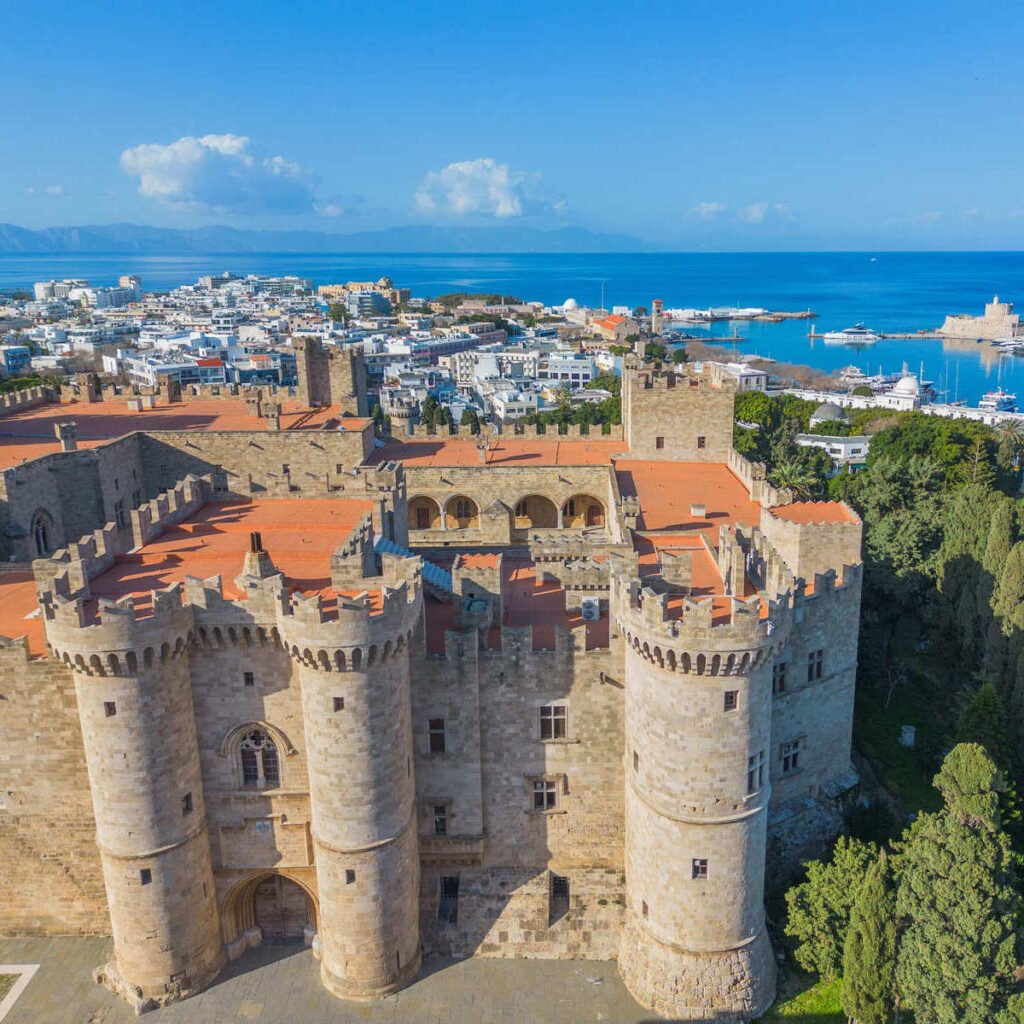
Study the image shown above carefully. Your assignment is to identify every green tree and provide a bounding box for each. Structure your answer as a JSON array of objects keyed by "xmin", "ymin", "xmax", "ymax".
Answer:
[
  {"xmin": 460, "ymin": 408, "xmax": 481, "ymax": 435},
  {"xmin": 895, "ymin": 744, "xmax": 1020, "ymax": 1024},
  {"xmin": 671, "ymin": 346, "xmax": 688, "ymax": 363},
  {"xmin": 841, "ymin": 850, "xmax": 896, "ymax": 1024},
  {"xmin": 420, "ymin": 395, "xmax": 439, "ymax": 431},
  {"xmin": 959, "ymin": 681, "xmax": 1012, "ymax": 771},
  {"xmin": 327, "ymin": 301, "xmax": 347, "ymax": 323},
  {"xmin": 634, "ymin": 304, "xmax": 648, "ymax": 316},
  {"xmin": 984, "ymin": 498, "xmax": 1017, "ymax": 576},
  {"xmin": 994, "ymin": 541, "xmax": 1024, "ymax": 634},
  {"xmin": 784, "ymin": 836, "xmax": 878, "ymax": 979},
  {"xmin": 769, "ymin": 458, "xmax": 820, "ymax": 500}
]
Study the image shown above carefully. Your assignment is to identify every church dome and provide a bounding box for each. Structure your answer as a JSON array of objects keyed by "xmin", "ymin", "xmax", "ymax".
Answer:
[{"xmin": 563, "ymin": 297, "xmax": 578, "ymax": 310}]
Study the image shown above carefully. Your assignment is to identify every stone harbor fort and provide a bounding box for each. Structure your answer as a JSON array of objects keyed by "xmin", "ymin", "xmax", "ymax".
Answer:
[{"xmin": 0, "ymin": 348, "xmax": 861, "ymax": 1022}]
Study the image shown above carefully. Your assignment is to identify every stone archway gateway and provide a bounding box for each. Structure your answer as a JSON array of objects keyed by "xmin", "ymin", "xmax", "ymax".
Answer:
[
  {"xmin": 253, "ymin": 875, "xmax": 311, "ymax": 942},
  {"xmin": 222, "ymin": 871, "xmax": 318, "ymax": 953}
]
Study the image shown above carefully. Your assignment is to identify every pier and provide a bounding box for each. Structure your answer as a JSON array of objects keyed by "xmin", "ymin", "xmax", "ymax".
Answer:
[{"xmin": 807, "ymin": 330, "xmax": 942, "ymax": 340}]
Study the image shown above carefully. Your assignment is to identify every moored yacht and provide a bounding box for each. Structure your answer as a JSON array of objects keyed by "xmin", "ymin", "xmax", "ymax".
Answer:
[
  {"xmin": 822, "ymin": 323, "xmax": 881, "ymax": 345},
  {"xmin": 979, "ymin": 387, "xmax": 1018, "ymax": 413}
]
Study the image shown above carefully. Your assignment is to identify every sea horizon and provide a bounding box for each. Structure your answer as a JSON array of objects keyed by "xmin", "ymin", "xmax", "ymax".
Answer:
[{"xmin": 5, "ymin": 249, "xmax": 1024, "ymax": 405}]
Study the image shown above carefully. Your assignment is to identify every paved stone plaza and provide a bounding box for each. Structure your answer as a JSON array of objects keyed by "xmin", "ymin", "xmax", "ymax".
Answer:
[{"xmin": 0, "ymin": 939, "xmax": 662, "ymax": 1024}]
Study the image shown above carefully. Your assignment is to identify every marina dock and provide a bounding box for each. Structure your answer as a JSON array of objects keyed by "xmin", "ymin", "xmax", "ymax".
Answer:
[{"xmin": 807, "ymin": 330, "xmax": 942, "ymax": 340}]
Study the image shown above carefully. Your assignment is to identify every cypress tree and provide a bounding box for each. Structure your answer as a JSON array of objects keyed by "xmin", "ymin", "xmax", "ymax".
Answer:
[
  {"xmin": 959, "ymin": 681, "xmax": 1012, "ymax": 772},
  {"xmin": 842, "ymin": 850, "xmax": 896, "ymax": 1024},
  {"xmin": 895, "ymin": 744, "xmax": 1020, "ymax": 1024},
  {"xmin": 984, "ymin": 498, "xmax": 1016, "ymax": 577},
  {"xmin": 994, "ymin": 541, "xmax": 1024, "ymax": 634}
]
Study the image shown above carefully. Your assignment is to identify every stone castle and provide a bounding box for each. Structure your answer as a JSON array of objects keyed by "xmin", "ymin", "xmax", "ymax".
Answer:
[{"xmin": 0, "ymin": 345, "xmax": 862, "ymax": 1021}]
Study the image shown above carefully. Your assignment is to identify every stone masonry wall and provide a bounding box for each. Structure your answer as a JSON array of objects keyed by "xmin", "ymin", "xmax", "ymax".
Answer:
[{"xmin": 0, "ymin": 640, "xmax": 108, "ymax": 935}]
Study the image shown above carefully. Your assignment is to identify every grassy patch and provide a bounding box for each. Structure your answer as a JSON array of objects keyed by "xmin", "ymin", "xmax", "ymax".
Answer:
[
  {"xmin": 0, "ymin": 973, "xmax": 16, "ymax": 1001},
  {"xmin": 756, "ymin": 973, "xmax": 843, "ymax": 1023},
  {"xmin": 854, "ymin": 658, "xmax": 951, "ymax": 815}
]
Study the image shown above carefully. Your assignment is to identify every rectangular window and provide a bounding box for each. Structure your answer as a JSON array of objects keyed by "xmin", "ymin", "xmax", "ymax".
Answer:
[
  {"xmin": 532, "ymin": 779, "xmax": 558, "ymax": 811},
  {"xmin": 345, "ymin": 869, "xmax": 356, "ymax": 884},
  {"xmin": 549, "ymin": 873, "xmax": 570, "ymax": 925},
  {"xmin": 241, "ymin": 747, "xmax": 259, "ymax": 786},
  {"xmin": 697, "ymin": 435, "xmax": 706, "ymax": 450},
  {"xmin": 333, "ymin": 696, "xmax": 345, "ymax": 712},
  {"xmin": 433, "ymin": 804, "xmax": 448, "ymax": 835},
  {"xmin": 692, "ymin": 859, "xmax": 709, "ymax": 880},
  {"xmin": 655, "ymin": 436, "xmax": 665, "ymax": 450},
  {"xmin": 782, "ymin": 739, "xmax": 803, "ymax": 774},
  {"xmin": 243, "ymin": 671, "xmax": 255, "ymax": 687},
  {"xmin": 140, "ymin": 868, "xmax": 152, "ymax": 885},
  {"xmin": 747, "ymin": 750, "xmax": 765, "ymax": 794},
  {"xmin": 428, "ymin": 717, "xmax": 447, "ymax": 754},
  {"xmin": 104, "ymin": 701, "xmax": 116, "ymax": 717},
  {"xmin": 439, "ymin": 875, "xmax": 460, "ymax": 926},
  {"xmin": 807, "ymin": 649, "xmax": 824, "ymax": 682},
  {"xmin": 181, "ymin": 792, "xmax": 193, "ymax": 815},
  {"xmin": 772, "ymin": 662, "xmax": 787, "ymax": 695},
  {"xmin": 723, "ymin": 690, "xmax": 738, "ymax": 712},
  {"xmin": 540, "ymin": 704, "xmax": 567, "ymax": 740}
]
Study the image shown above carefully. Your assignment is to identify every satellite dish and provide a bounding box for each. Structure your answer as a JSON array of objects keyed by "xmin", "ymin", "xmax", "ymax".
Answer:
[{"xmin": 581, "ymin": 597, "xmax": 600, "ymax": 622}]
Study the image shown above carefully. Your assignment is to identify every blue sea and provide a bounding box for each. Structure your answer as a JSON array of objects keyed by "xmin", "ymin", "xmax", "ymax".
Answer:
[{"xmin": 4, "ymin": 250, "xmax": 1024, "ymax": 405}]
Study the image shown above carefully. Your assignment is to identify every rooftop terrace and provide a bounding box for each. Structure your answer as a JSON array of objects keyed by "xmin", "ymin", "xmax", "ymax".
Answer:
[
  {"xmin": 371, "ymin": 436, "xmax": 627, "ymax": 467},
  {"xmin": 615, "ymin": 459, "xmax": 761, "ymax": 535},
  {"xmin": 0, "ymin": 498, "xmax": 377, "ymax": 655},
  {"xmin": 0, "ymin": 398, "xmax": 371, "ymax": 470}
]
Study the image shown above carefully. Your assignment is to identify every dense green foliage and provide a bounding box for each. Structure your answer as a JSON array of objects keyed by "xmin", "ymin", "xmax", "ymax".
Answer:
[
  {"xmin": 783, "ymin": 837, "xmax": 878, "ymax": 979},
  {"xmin": 433, "ymin": 291, "xmax": 521, "ymax": 309},
  {"xmin": 841, "ymin": 852, "xmax": 896, "ymax": 1024},
  {"xmin": 522, "ymin": 371, "xmax": 621, "ymax": 430},
  {"xmin": 895, "ymin": 745, "xmax": 1020, "ymax": 1024},
  {"xmin": 0, "ymin": 374, "xmax": 50, "ymax": 394}
]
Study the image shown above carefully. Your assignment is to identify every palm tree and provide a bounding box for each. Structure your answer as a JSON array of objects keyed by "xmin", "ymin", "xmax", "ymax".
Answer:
[
  {"xmin": 769, "ymin": 459, "xmax": 820, "ymax": 501},
  {"xmin": 995, "ymin": 419, "xmax": 1024, "ymax": 474}
]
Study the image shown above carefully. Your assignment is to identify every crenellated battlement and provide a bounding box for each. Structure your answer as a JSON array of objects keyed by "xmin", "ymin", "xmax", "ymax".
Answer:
[
  {"xmin": 43, "ymin": 581, "xmax": 194, "ymax": 675},
  {"xmin": 0, "ymin": 385, "xmax": 55, "ymax": 417},
  {"xmin": 727, "ymin": 448, "xmax": 793, "ymax": 506}
]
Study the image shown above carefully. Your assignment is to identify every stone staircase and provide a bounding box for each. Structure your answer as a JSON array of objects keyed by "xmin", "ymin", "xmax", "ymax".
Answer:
[{"xmin": 375, "ymin": 536, "xmax": 453, "ymax": 600}]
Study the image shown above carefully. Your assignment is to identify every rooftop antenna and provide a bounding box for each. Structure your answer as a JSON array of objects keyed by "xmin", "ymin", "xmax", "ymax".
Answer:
[{"xmin": 600, "ymin": 279, "xmax": 606, "ymax": 313}]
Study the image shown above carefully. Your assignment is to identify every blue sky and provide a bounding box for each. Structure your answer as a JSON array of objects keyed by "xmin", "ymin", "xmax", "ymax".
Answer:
[{"xmin": 3, "ymin": 0, "xmax": 1023, "ymax": 249}]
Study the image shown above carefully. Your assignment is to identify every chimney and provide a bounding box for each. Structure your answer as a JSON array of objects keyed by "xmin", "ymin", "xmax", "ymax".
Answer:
[
  {"xmin": 54, "ymin": 421, "xmax": 77, "ymax": 452},
  {"xmin": 241, "ymin": 530, "xmax": 278, "ymax": 579}
]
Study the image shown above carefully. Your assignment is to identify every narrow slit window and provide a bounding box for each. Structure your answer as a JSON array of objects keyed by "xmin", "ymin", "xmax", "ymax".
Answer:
[
  {"xmin": 438, "ymin": 875, "xmax": 460, "ymax": 926},
  {"xmin": 549, "ymin": 873, "xmax": 570, "ymax": 925}
]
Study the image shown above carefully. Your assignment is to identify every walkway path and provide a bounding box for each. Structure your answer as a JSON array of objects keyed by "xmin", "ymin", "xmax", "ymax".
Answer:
[{"xmin": 0, "ymin": 938, "xmax": 659, "ymax": 1024}]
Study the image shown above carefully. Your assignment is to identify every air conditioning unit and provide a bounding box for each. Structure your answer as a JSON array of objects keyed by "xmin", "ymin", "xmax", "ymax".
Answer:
[{"xmin": 581, "ymin": 597, "xmax": 601, "ymax": 622}]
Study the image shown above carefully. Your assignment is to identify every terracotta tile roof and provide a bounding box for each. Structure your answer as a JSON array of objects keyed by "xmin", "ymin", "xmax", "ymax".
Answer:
[
  {"xmin": 615, "ymin": 460, "xmax": 761, "ymax": 535},
  {"xmin": 0, "ymin": 399, "xmax": 370, "ymax": 470},
  {"xmin": 0, "ymin": 570, "xmax": 46, "ymax": 657},
  {"xmin": 371, "ymin": 437, "xmax": 626, "ymax": 467},
  {"xmin": 768, "ymin": 501, "xmax": 859, "ymax": 525},
  {"xmin": 86, "ymin": 499, "xmax": 375, "ymax": 617}
]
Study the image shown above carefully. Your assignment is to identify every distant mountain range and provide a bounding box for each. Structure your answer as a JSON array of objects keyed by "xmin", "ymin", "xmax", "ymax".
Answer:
[{"xmin": 0, "ymin": 222, "xmax": 646, "ymax": 254}]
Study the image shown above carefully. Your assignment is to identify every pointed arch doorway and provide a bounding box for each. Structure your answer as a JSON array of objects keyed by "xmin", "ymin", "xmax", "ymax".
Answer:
[
  {"xmin": 253, "ymin": 874, "xmax": 311, "ymax": 942},
  {"xmin": 222, "ymin": 871, "xmax": 319, "ymax": 951}
]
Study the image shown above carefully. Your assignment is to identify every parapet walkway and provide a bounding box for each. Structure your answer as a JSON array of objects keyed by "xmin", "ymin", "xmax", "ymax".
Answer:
[{"xmin": 0, "ymin": 938, "xmax": 656, "ymax": 1024}]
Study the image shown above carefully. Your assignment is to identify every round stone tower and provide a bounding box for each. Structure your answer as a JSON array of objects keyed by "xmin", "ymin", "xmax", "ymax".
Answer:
[
  {"xmin": 613, "ymin": 573, "xmax": 784, "ymax": 1022},
  {"xmin": 44, "ymin": 589, "xmax": 223, "ymax": 1012},
  {"xmin": 282, "ymin": 565, "xmax": 423, "ymax": 999}
]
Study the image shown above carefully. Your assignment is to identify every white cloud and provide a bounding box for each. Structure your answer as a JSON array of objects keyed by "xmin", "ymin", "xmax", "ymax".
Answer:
[
  {"xmin": 736, "ymin": 201, "xmax": 791, "ymax": 225},
  {"xmin": 739, "ymin": 202, "xmax": 769, "ymax": 224},
  {"xmin": 919, "ymin": 210, "xmax": 943, "ymax": 222},
  {"xmin": 415, "ymin": 158, "xmax": 546, "ymax": 218},
  {"xmin": 688, "ymin": 201, "xmax": 727, "ymax": 221},
  {"xmin": 44, "ymin": 184, "xmax": 66, "ymax": 196},
  {"xmin": 120, "ymin": 133, "xmax": 328, "ymax": 215}
]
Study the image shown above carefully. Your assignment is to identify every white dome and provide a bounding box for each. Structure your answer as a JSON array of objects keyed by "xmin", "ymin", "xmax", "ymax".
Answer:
[
  {"xmin": 563, "ymin": 297, "xmax": 578, "ymax": 310},
  {"xmin": 892, "ymin": 374, "xmax": 919, "ymax": 396}
]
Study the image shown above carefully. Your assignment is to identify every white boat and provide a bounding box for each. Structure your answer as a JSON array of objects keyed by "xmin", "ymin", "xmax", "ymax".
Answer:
[
  {"xmin": 979, "ymin": 387, "xmax": 1018, "ymax": 413},
  {"xmin": 822, "ymin": 323, "xmax": 881, "ymax": 345}
]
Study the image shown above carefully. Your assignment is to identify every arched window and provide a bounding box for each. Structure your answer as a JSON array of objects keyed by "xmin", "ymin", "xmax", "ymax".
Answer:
[
  {"xmin": 32, "ymin": 511, "xmax": 52, "ymax": 557},
  {"xmin": 240, "ymin": 729, "xmax": 280, "ymax": 788}
]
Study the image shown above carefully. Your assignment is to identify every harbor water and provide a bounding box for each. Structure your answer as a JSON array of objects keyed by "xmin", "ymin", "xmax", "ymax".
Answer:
[{"xmin": 3, "ymin": 250, "xmax": 1024, "ymax": 405}]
